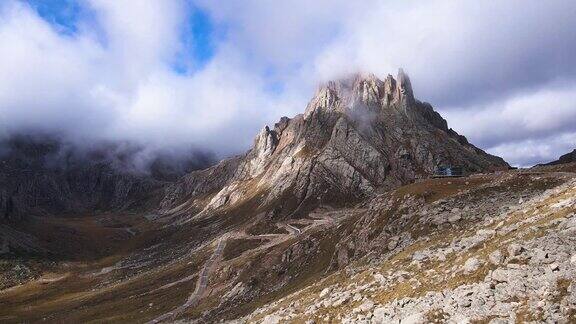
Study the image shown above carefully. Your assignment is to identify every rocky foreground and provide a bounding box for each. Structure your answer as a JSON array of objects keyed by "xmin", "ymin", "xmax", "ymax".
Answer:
[
  {"xmin": 236, "ymin": 168, "xmax": 576, "ymax": 323},
  {"xmin": 1, "ymin": 165, "xmax": 574, "ymax": 323}
]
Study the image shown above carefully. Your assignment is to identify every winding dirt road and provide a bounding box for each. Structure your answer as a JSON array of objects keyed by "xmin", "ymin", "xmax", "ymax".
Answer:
[
  {"xmin": 147, "ymin": 213, "xmax": 338, "ymax": 323},
  {"xmin": 148, "ymin": 236, "xmax": 227, "ymax": 323}
]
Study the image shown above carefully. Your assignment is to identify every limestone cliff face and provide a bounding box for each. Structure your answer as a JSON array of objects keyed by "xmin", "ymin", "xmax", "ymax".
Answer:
[{"xmin": 161, "ymin": 70, "xmax": 509, "ymax": 219}]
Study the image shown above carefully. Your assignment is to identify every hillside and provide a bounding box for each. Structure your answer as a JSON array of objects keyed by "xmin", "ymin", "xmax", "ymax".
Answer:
[
  {"xmin": 239, "ymin": 171, "xmax": 576, "ymax": 323},
  {"xmin": 1, "ymin": 169, "xmax": 574, "ymax": 323},
  {"xmin": 546, "ymin": 149, "xmax": 576, "ymax": 166}
]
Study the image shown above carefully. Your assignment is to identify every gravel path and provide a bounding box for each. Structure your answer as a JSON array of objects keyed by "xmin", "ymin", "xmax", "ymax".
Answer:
[{"xmin": 148, "ymin": 236, "xmax": 228, "ymax": 323}]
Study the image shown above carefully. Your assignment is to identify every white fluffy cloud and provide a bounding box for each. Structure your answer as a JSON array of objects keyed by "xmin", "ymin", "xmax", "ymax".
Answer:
[
  {"xmin": 0, "ymin": 0, "xmax": 575, "ymax": 165},
  {"xmin": 489, "ymin": 133, "xmax": 576, "ymax": 168},
  {"xmin": 442, "ymin": 84, "xmax": 576, "ymax": 166},
  {"xmin": 0, "ymin": 0, "xmax": 284, "ymax": 156}
]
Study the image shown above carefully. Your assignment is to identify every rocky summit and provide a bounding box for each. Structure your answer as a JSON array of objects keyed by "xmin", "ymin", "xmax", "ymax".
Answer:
[
  {"xmin": 1, "ymin": 71, "xmax": 575, "ymax": 324},
  {"xmin": 160, "ymin": 70, "xmax": 507, "ymax": 222}
]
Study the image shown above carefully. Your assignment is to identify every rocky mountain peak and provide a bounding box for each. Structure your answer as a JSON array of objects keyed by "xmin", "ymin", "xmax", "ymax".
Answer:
[
  {"xmin": 396, "ymin": 68, "xmax": 414, "ymax": 102},
  {"xmin": 162, "ymin": 70, "xmax": 509, "ymax": 219},
  {"xmin": 305, "ymin": 69, "xmax": 416, "ymax": 118}
]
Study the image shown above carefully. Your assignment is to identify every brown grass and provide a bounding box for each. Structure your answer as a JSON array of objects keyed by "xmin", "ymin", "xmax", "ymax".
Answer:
[
  {"xmin": 223, "ymin": 239, "xmax": 264, "ymax": 261},
  {"xmin": 247, "ymin": 221, "xmax": 288, "ymax": 236},
  {"xmin": 426, "ymin": 309, "xmax": 450, "ymax": 323},
  {"xmin": 395, "ymin": 175, "xmax": 492, "ymax": 203},
  {"xmin": 0, "ymin": 211, "xmax": 212, "ymax": 323}
]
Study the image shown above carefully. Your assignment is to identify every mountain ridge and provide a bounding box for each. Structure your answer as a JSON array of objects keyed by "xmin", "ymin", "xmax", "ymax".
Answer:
[
  {"xmin": 546, "ymin": 149, "xmax": 576, "ymax": 166},
  {"xmin": 158, "ymin": 70, "xmax": 508, "ymax": 222},
  {"xmin": 0, "ymin": 134, "xmax": 215, "ymax": 223}
]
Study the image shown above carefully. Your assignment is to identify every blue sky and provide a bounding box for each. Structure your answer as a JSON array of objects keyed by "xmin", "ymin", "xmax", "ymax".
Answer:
[
  {"xmin": 1, "ymin": 0, "xmax": 576, "ymax": 166},
  {"xmin": 26, "ymin": 0, "xmax": 80, "ymax": 33},
  {"xmin": 26, "ymin": 0, "xmax": 216, "ymax": 71},
  {"xmin": 186, "ymin": 8, "xmax": 215, "ymax": 66},
  {"xmin": 172, "ymin": 4, "xmax": 217, "ymax": 72}
]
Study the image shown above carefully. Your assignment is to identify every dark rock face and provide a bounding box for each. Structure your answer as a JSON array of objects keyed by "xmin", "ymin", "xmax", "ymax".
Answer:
[
  {"xmin": 162, "ymin": 70, "xmax": 508, "ymax": 220},
  {"xmin": 0, "ymin": 136, "xmax": 213, "ymax": 221},
  {"xmin": 159, "ymin": 156, "xmax": 243, "ymax": 215},
  {"xmin": 546, "ymin": 149, "xmax": 576, "ymax": 165}
]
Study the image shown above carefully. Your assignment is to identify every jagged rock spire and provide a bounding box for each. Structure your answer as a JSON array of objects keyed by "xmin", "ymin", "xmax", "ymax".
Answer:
[
  {"xmin": 249, "ymin": 125, "xmax": 279, "ymax": 176},
  {"xmin": 396, "ymin": 68, "xmax": 414, "ymax": 104},
  {"xmin": 305, "ymin": 69, "xmax": 416, "ymax": 118},
  {"xmin": 352, "ymin": 73, "xmax": 383, "ymax": 105},
  {"xmin": 304, "ymin": 84, "xmax": 341, "ymax": 117}
]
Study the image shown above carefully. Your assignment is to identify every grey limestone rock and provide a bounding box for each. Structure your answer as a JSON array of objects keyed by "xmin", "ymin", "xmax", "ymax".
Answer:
[{"xmin": 160, "ymin": 70, "xmax": 509, "ymax": 220}]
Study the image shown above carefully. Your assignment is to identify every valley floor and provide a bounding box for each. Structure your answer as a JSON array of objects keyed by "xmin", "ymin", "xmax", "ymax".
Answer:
[{"xmin": 1, "ymin": 165, "xmax": 575, "ymax": 323}]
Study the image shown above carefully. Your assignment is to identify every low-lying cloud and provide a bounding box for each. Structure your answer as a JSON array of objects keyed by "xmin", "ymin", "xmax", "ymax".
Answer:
[{"xmin": 0, "ymin": 0, "xmax": 575, "ymax": 166}]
